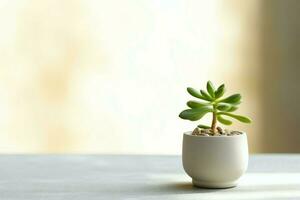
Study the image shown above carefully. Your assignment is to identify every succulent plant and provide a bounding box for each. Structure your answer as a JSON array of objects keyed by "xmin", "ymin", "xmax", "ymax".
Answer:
[{"xmin": 179, "ymin": 81, "xmax": 251, "ymax": 134}]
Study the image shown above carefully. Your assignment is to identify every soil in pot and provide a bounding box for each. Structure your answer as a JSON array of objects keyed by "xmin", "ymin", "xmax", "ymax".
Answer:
[{"xmin": 192, "ymin": 126, "xmax": 243, "ymax": 136}]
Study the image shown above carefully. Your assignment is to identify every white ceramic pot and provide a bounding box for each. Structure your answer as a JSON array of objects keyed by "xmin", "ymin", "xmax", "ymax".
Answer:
[{"xmin": 182, "ymin": 132, "xmax": 248, "ymax": 188}]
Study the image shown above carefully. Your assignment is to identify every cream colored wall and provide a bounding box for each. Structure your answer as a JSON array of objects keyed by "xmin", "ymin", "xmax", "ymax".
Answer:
[
  {"xmin": 260, "ymin": 0, "xmax": 300, "ymax": 152},
  {"xmin": 0, "ymin": 0, "xmax": 297, "ymax": 154}
]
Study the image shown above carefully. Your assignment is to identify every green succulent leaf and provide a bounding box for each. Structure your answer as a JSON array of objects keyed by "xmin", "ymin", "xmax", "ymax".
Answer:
[
  {"xmin": 206, "ymin": 81, "xmax": 215, "ymax": 98},
  {"xmin": 217, "ymin": 115, "xmax": 233, "ymax": 125},
  {"xmin": 187, "ymin": 87, "xmax": 209, "ymax": 101},
  {"xmin": 215, "ymin": 84, "xmax": 225, "ymax": 99},
  {"xmin": 200, "ymin": 90, "xmax": 213, "ymax": 101},
  {"xmin": 179, "ymin": 107, "xmax": 213, "ymax": 121},
  {"xmin": 220, "ymin": 94, "xmax": 241, "ymax": 104},
  {"xmin": 187, "ymin": 87, "xmax": 202, "ymax": 98},
  {"xmin": 227, "ymin": 106, "xmax": 239, "ymax": 112},
  {"xmin": 198, "ymin": 124, "xmax": 211, "ymax": 129},
  {"xmin": 216, "ymin": 103, "xmax": 232, "ymax": 111},
  {"xmin": 218, "ymin": 112, "xmax": 252, "ymax": 123},
  {"xmin": 187, "ymin": 100, "xmax": 210, "ymax": 109},
  {"xmin": 231, "ymin": 101, "xmax": 241, "ymax": 105}
]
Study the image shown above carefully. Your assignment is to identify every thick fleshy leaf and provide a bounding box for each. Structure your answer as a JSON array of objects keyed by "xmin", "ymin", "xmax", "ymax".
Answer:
[
  {"xmin": 217, "ymin": 115, "xmax": 233, "ymax": 125},
  {"xmin": 179, "ymin": 107, "xmax": 213, "ymax": 121},
  {"xmin": 227, "ymin": 106, "xmax": 238, "ymax": 112},
  {"xmin": 218, "ymin": 112, "xmax": 252, "ymax": 123},
  {"xmin": 187, "ymin": 87, "xmax": 208, "ymax": 101},
  {"xmin": 198, "ymin": 124, "xmax": 211, "ymax": 129},
  {"xmin": 206, "ymin": 81, "xmax": 215, "ymax": 98},
  {"xmin": 216, "ymin": 103, "xmax": 232, "ymax": 111},
  {"xmin": 220, "ymin": 94, "xmax": 241, "ymax": 104},
  {"xmin": 215, "ymin": 84, "xmax": 225, "ymax": 99},
  {"xmin": 200, "ymin": 90, "xmax": 213, "ymax": 101},
  {"xmin": 187, "ymin": 87, "xmax": 202, "ymax": 98},
  {"xmin": 230, "ymin": 100, "xmax": 241, "ymax": 105},
  {"xmin": 187, "ymin": 100, "xmax": 210, "ymax": 109}
]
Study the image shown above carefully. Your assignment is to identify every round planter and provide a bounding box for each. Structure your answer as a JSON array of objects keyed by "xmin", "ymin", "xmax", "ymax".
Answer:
[{"xmin": 182, "ymin": 132, "xmax": 248, "ymax": 188}]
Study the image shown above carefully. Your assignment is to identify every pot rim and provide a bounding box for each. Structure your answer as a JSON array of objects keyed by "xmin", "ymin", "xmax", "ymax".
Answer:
[{"xmin": 184, "ymin": 131, "xmax": 246, "ymax": 138}]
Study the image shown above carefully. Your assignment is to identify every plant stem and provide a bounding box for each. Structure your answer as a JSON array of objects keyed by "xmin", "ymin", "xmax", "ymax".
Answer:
[{"xmin": 211, "ymin": 106, "xmax": 217, "ymax": 134}]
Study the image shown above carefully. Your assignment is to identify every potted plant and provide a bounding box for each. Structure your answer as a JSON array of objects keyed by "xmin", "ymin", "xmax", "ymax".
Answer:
[{"xmin": 179, "ymin": 81, "xmax": 251, "ymax": 188}]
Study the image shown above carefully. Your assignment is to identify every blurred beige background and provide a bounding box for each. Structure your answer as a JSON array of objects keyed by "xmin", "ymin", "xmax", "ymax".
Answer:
[{"xmin": 0, "ymin": 0, "xmax": 298, "ymax": 154}]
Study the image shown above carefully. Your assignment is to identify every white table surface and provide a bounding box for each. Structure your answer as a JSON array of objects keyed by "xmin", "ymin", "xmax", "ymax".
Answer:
[{"xmin": 0, "ymin": 154, "xmax": 299, "ymax": 200}]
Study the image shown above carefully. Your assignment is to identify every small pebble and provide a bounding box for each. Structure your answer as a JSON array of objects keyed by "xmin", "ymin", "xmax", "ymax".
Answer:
[
  {"xmin": 220, "ymin": 131, "xmax": 226, "ymax": 135},
  {"xmin": 217, "ymin": 127, "xmax": 223, "ymax": 134},
  {"xmin": 192, "ymin": 128, "xmax": 201, "ymax": 135},
  {"xmin": 201, "ymin": 129, "xmax": 211, "ymax": 134},
  {"xmin": 230, "ymin": 131, "xmax": 243, "ymax": 136}
]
